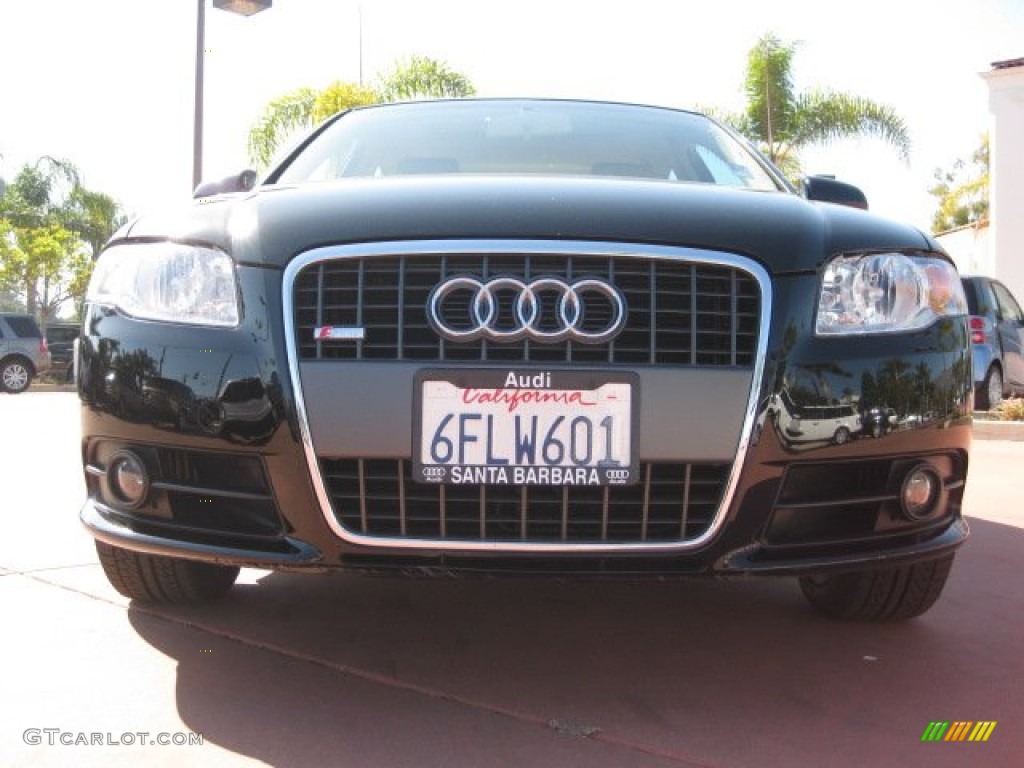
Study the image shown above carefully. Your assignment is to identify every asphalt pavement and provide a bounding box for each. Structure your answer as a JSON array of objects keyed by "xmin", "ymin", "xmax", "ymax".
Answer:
[{"xmin": 2, "ymin": 392, "xmax": 1022, "ymax": 767}]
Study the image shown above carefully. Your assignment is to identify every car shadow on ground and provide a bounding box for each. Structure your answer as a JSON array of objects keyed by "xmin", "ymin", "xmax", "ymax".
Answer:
[{"xmin": 125, "ymin": 515, "xmax": 1023, "ymax": 767}]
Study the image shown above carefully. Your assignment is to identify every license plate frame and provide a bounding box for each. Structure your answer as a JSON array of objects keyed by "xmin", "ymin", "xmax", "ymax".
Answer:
[{"xmin": 413, "ymin": 369, "xmax": 639, "ymax": 486}]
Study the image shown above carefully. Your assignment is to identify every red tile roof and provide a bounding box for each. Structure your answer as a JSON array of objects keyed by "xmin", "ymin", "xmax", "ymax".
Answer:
[{"xmin": 992, "ymin": 58, "xmax": 1024, "ymax": 70}]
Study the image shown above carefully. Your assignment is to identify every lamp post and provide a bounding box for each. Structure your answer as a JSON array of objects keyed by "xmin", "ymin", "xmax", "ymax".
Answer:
[{"xmin": 193, "ymin": 0, "xmax": 272, "ymax": 191}]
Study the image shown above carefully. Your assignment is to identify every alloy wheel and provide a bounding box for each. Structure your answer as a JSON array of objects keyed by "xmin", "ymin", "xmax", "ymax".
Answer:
[{"xmin": 2, "ymin": 362, "xmax": 29, "ymax": 392}]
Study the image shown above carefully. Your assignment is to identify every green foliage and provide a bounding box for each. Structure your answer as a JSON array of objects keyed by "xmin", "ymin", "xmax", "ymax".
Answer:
[
  {"xmin": 0, "ymin": 157, "xmax": 121, "ymax": 322},
  {"xmin": 246, "ymin": 55, "xmax": 476, "ymax": 170},
  {"xmin": 0, "ymin": 220, "xmax": 84, "ymax": 322},
  {"xmin": 247, "ymin": 87, "xmax": 318, "ymax": 170},
  {"xmin": 929, "ymin": 135, "xmax": 989, "ymax": 234},
  {"xmin": 743, "ymin": 34, "xmax": 797, "ymax": 160},
  {"xmin": 9, "ymin": 167, "xmax": 52, "ymax": 212},
  {"xmin": 376, "ymin": 55, "xmax": 476, "ymax": 103},
  {"xmin": 312, "ymin": 82, "xmax": 378, "ymax": 124},
  {"xmin": 63, "ymin": 186, "xmax": 126, "ymax": 259},
  {"xmin": 716, "ymin": 33, "xmax": 911, "ymax": 180},
  {"xmin": 246, "ymin": 82, "xmax": 379, "ymax": 170},
  {"xmin": 5, "ymin": 158, "xmax": 80, "ymax": 217}
]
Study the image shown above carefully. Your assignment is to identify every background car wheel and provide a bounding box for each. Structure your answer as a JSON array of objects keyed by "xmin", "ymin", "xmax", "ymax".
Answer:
[
  {"xmin": 832, "ymin": 426, "xmax": 851, "ymax": 445},
  {"xmin": 95, "ymin": 541, "xmax": 239, "ymax": 604},
  {"xmin": 798, "ymin": 554, "xmax": 954, "ymax": 621},
  {"xmin": 975, "ymin": 366, "xmax": 1003, "ymax": 411},
  {"xmin": 1, "ymin": 358, "xmax": 33, "ymax": 394}
]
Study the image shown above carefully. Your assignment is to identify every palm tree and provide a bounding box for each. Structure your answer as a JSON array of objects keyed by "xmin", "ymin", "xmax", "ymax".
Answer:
[
  {"xmin": 247, "ymin": 87, "xmax": 320, "ymax": 171},
  {"xmin": 63, "ymin": 186, "xmax": 126, "ymax": 259},
  {"xmin": 376, "ymin": 55, "xmax": 476, "ymax": 102},
  {"xmin": 720, "ymin": 34, "xmax": 911, "ymax": 179},
  {"xmin": 247, "ymin": 56, "xmax": 476, "ymax": 170},
  {"xmin": 247, "ymin": 84, "xmax": 378, "ymax": 170}
]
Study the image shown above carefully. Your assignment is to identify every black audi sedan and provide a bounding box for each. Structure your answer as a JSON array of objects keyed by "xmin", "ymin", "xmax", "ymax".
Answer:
[{"xmin": 79, "ymin": 99, "xmax": 972, "ymax": 620}]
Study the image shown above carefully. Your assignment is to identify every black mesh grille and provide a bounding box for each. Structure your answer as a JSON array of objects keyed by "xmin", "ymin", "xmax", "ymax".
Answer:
[
  {"xmin": 294, "ymin": 253, "xmax": 759, "ymax": 366},
  {"xmin": 320, "ymin": 458, "xmax": 729, "ymax": 544}
]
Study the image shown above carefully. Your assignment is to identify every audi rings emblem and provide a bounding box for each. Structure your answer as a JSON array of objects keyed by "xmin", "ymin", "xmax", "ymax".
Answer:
[
  {"xmin": 604, "ymin": 469, "xmax": 632, "ymax": 483},
  {"xmin": 428, "ymin": 276, "xmax": 627, "ymax": 344},
  {"xmin": 421, "ymin": 466, "xmax": 447, "ymax": 482}
]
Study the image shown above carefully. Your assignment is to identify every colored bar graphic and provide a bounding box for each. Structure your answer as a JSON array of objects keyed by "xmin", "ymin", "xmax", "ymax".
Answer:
[
  {"xmin": 945, "ymin": 721, "xmax": 972, "ymax": 741},
  {"xmin": 969, "ymin": 722, "xmax": 997, "ymax": 742},
  {"xmin": 922, "ymin": 721, "xmax": 996, "ymax": 742}
]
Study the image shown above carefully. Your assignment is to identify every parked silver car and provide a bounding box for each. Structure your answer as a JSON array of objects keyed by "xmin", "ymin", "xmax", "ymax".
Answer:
[{"xmin": 0, "ymin": 313, "xmax": 51, "ymax": 393}]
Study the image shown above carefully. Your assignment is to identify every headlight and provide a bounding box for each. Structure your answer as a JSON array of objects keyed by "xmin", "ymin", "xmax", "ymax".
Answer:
[
  {"xmin": 816, "ymin": 253, "xmax": 966, "ymax": 335},
  {"xmin": 86, "ymin": 242, "xmax": 240, "ymax": 327}
]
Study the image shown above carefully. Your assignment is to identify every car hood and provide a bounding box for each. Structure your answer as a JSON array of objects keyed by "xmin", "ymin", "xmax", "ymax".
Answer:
[{"xmin": 121, "ymin": 176, "xmax": 937, "ymax": 274}]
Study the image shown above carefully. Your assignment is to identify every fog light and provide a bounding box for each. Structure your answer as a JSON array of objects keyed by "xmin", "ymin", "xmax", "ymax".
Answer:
[
  {"xmin": 108, "ymin": 451, "xmax": 150, "ymax": 509},
  {"xmin": 900, "ymin": 466, "xmax": 940, "ymax": 520}
]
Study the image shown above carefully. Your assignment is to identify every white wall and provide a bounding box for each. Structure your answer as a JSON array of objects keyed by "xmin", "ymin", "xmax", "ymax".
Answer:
[
  {"xmin": 984, "ymin": 62, "xmax": 1024, "ymax": 301},
  {"xmin": 937, "ymin": 223, "xmax": 991, "ymax": 277}
]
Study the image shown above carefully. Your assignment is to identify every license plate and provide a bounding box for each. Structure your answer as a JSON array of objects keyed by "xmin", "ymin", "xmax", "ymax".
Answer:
[{"xmin": 414, "ymin": 370, "xmax": 638, "ymax": 486}]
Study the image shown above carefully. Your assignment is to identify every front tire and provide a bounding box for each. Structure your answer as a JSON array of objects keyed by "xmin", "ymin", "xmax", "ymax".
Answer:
[
  {"xmin": 1, "ymin": 358, "xmax": 33, "ymax": 394},
  {"xmin": 799, "ymin": 554, "xmax": 954, "ymax": 621},
  {"xmin": 95, "ymin": 541, "xmax": 239, "ymax": 604},
  {"xmin": 832, "ymin": 426, "xmax": 851, "ymax": 445}
]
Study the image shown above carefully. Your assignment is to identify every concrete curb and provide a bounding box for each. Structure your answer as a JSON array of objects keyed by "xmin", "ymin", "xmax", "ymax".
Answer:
[{"xmin": 972, "ymin": 419, "xmax": 1024, "ymax": 442}]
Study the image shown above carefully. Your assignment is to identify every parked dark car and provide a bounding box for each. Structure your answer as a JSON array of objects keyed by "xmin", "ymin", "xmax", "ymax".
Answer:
[
  {"xmin": 45, "ymin": 322, "xmax": 80, "ymax": 381},
  {"xmin": 861, "ymin": 406, "xmax": 897, "ymax": 438},
  {"xmin": 0, "ymin": 312, "xmax": 50, "ymax": 393},
  {"xmin": 961, "ymin": 275, "xmax": 1024, "ymax": 410},
  {"xmin": 78, "ymin": 99, "xmax": 972, "ymax": 621}
]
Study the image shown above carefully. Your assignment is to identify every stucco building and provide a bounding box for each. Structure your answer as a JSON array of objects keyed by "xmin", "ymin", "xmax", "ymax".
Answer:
[
  {"xmin": 982, "ymin": 58, "xmax": 1024, "ymax": 299},
  {"xmin": 937, "ymin": 58, "xmax": 1023, "ymax": 301}
]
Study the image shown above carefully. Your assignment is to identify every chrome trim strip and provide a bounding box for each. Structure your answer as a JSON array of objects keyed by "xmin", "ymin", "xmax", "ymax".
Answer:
[
  {"xmin": 81, "ymin": 499, "xmax": 322, "ymax": 566},
  {"xmin": 282, "ymin": 239, "xmax": 772, "ymax": 553}
]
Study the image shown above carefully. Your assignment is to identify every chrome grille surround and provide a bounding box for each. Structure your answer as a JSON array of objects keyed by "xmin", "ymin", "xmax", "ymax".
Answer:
[
  {"xmin": 282, "ymin": 240, "xmax": 772, "ymax": 553},
  {"xmin": 293, "ymin": 251, "xmax": 760, "ymax": 366}
]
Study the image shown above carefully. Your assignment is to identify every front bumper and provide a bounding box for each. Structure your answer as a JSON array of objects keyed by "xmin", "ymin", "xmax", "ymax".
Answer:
[{"xmin": 77, "ymin": 242, "xmax": 974, "ymax": 577}]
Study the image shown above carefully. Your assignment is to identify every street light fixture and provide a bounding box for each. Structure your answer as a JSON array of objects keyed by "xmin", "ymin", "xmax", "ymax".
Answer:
[
  {"xmin": 193, "ymin": 0, "xmax": 272, "ymax": 191},
  {"xmin": 213, "ymin": 0, "xmax": 273, "ymax": 15}
]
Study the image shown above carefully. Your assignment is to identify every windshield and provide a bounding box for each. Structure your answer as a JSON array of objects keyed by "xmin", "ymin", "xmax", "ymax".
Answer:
[{"xmin": 273, "ymin": 100, "xmax": 783, "ymax": 192}]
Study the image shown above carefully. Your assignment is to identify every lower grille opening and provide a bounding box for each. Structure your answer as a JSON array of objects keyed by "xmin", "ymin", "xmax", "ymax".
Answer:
[
  {"xmin": 320, "ymin": 458, "xmax": 729, "ymax": 544},
  {"xmin": 764, "ymin": 454, "xmax": 965, "ymax": 547},
  {"xmin": 167, "ymin": 491, "xmax": 283, "ymax": 538},
  {"xmin": 88, "ymin": 442, "xmax": 286, "ymax": 541}
]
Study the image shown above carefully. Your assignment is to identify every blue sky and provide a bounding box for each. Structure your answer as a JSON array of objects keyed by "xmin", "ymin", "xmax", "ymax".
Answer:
[{"xmin": 2, "ymin": 0, "xmax": 1022, "ymax": 228}]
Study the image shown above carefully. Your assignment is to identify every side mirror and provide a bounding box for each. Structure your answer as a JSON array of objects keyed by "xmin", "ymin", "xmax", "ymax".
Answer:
[
  {"xmin": 802, "ymin": 175, "xmax": 868, "ymax": 210},
  {"xmin": 193, "ymin": 169, "xmax": 259, "ymax": 199}
]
